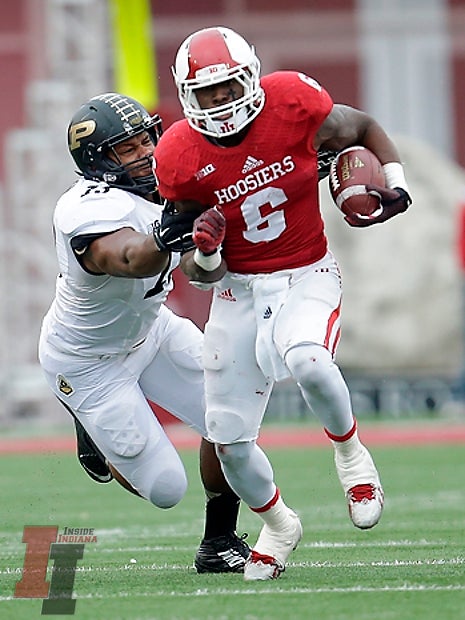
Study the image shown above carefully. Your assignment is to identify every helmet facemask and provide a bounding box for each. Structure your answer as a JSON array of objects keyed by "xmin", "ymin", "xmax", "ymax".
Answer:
[{"xmin": 97, "ymin": 121, "xmax": 161, "ymax": 196}]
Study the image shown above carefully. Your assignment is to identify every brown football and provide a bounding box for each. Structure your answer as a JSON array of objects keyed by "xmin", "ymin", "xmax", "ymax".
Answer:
[{"xmin": 329, "ymin": 146, "xmax": 385, "ymax": 218}]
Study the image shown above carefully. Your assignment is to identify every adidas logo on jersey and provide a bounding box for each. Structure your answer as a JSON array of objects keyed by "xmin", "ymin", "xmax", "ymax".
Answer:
[
  {"xmin": 217, "ymin": 288, "xmax": 237, "ymax": 302},
  {"xmin": 242, "ymin": 155, "xmax": 264, "ymax": 174},
  {"xmin": 263, "ymin": 306, "xmax": 273, "ymax": 319}
]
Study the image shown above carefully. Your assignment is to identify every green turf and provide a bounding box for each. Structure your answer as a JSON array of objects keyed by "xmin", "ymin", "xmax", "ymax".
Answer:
[{"xmin": 1, "ymin": 436, "xmax": 464, "ymax": 619}]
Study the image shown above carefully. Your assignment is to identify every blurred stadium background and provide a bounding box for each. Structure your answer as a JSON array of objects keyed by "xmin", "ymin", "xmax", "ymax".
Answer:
[{"xmin": 1, "ymin": 0, "xmax": 465, "ymax": 425}]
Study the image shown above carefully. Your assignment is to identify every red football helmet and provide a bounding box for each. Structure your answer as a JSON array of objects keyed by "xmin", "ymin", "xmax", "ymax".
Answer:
[{"xmin": 172, "ymin": 27, "xmax": 265, "ymax": 138}]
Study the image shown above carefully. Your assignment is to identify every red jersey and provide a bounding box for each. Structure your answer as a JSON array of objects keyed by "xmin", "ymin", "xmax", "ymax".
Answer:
[{"xmin": 154, "ymin": 71, "xmax": 333, "ymax": 274}]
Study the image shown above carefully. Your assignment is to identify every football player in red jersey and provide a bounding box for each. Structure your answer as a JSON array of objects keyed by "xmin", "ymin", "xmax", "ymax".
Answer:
[{"xmin": 153, "ymin": 26, "xmax": 412, "ymax": 580}]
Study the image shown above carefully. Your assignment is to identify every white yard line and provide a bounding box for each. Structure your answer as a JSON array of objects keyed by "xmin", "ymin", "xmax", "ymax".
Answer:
[
  {"xmin": 2, "ymin": 555, "xmax": 463, "ymax": 576},
  {"xmin": 2, "ymin": 583, "xmax": 465, "ymax": 602}
]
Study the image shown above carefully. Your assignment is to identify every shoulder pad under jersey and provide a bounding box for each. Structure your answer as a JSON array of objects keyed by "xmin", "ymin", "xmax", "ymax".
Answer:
[{"xmin": 55, "ymin": 179, "xmax": 138, "ymax": 236}]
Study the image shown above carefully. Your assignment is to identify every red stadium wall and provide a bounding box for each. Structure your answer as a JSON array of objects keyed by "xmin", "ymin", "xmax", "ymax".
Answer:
[
  {"xmin": 1, "ymin": 1, "xmax": 465, "ymax": 183},
  {"xmin": 0, "ymin": 2, "xmax": 28, "ymax": 184},
  {"xmin": 452, "ymin": 56, "xmax": 465, "ymax": 172}
]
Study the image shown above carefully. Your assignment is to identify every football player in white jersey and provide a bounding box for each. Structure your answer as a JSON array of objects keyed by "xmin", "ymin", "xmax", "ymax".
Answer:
[
  {"xmin": 153, "ymin": 27, "xmax": 412, "ymax": 580},
  {"xmin": 38, "ymin": 92, "xmax": 250, "ymax": 573}
]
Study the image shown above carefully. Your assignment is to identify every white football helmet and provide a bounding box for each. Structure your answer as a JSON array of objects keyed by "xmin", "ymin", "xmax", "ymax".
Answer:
[{"xmin": 172, "ymin": 27, "xmax": 265, "ymax": 138}]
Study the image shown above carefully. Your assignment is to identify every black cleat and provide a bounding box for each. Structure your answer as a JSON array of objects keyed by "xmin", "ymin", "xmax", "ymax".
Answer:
[
  {"xmin": 73, "ymin": 417, "xmax": 113, "ymax": 483},
  {"xmin": 194, "ymin": 532, "xmax": 250, "ymax": 574}
]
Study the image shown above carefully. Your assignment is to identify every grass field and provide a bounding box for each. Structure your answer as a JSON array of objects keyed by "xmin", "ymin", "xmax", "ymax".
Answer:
[{"xmin": 1, "ymin": 422, "xmax": 465, "ymax": 619}]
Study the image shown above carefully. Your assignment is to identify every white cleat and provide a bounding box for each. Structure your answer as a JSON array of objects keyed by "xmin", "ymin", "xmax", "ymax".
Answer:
[
  {"xmin": 244, "ymin": 509, "xmax": 302, "ymax": 581},
  {"xmin": 334, "ymin": 439, "xmax": 384, "ymax": 529},
  {"xmin": 347, "ymin": 483, "xmax": 384, "ymax": 529},
  {"xmin": 244, "ymin": 551, "xmax": 285, "ymax": 580}
]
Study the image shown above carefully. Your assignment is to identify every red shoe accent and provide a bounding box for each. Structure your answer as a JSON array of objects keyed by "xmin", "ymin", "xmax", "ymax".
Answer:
[
  {"xmin": 248, "ymin": 550, "xmax": 284, "ymax": 579},
  {"xmin": 250, "ymin": 550, "xmax": 276, "ymax": 565},
  {"xmin": 348, "ymin": 483, "xmax": 376, "ymax": 502}
]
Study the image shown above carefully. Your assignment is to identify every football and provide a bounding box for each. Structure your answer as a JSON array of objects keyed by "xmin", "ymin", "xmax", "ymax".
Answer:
[{"xmin": 329, "ymin": 146, "xmax": 385, "ymax": 218}]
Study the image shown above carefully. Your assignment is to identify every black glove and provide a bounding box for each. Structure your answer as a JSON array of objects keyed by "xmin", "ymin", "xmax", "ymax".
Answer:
[
  {"xmin": 317, "ymin": 149, "xmax": 339, "ymax": 181},
  {"xmin": 344, "ymin": 186, "xmax": 412, "ymax": 228},
  {"xmin": 152, "ymin": 202, "xmax": 197, "ymax": 253}
]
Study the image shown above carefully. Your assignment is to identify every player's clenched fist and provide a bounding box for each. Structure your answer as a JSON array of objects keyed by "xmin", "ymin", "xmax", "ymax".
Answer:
[
  {"xmin": 193, "ymin": 207, "xmax": 226, "ymax": 255},
  {"xmin": 344, "ymin": 186, "xmax": 411, "ymax": 228}
]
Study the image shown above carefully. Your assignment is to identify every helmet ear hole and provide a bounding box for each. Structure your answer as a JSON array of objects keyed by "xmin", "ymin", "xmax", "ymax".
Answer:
[{"xmin": 82, "ymin": 145, "xmax": 96, "ymax": 165}]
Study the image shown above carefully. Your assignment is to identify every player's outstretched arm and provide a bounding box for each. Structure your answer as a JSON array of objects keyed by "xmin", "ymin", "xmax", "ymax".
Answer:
[
  {"xmin": 181, "ymin": 250, "xmax": 228, "ymax": 286},
  {"xmin": 81, "ymin": 203, "xmax": 199, "ymax": 278},
  {"xmin": 180, "ymin": 207, "xmax": 228, "ymax": 287},
  {"xmin": 81, "ymin": 228, "xmax": 170, "ymax": 277}
]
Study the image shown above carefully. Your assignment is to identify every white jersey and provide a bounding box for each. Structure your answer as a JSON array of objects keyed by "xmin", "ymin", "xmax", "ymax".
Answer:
[
  {"xmin": 41, "ymin": 178, "xmax": 179, "ymax": 357},
  {"xmin": 38, "ymin": 179, "xmax": 207, "ymax": 501}
]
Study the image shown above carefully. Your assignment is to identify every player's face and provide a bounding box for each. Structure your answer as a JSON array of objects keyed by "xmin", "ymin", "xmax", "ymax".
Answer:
[
  {"xmin": 110, "ymin": 132, "xmax": 154, "ymax": 179},
  {"xmin": 195, "ymin": 78, "xmax": 244, "ymax": 115}
]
